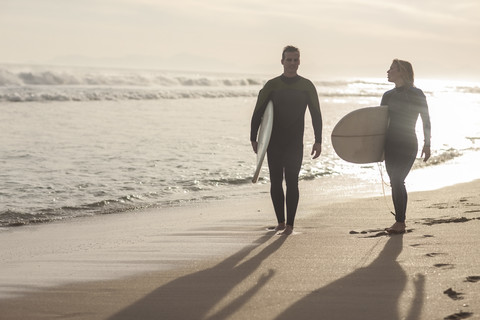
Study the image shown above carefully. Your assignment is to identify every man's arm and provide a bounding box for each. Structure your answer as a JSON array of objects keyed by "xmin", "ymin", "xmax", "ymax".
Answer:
[{"xmin": 306, "ymin": 80, "xmax": 323, "ymax": 150}]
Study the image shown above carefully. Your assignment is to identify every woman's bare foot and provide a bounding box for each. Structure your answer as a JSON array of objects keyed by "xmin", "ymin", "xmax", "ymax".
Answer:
[
  {"xmin": 277, "ymin": 225, "xmax": 293, "ymax": 235},
  {"xmin": 385, "ymin": 222, "xmax": 406, "ymax": 234},
  {"xmin": 274, "ymin": 223, "xmax": 286, "ymax": 231}
]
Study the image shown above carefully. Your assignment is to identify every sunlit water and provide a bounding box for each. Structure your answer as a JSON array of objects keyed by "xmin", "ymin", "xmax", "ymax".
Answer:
[{"xmin": 1, "ymin": 64, "xmax": 479, "ymax": 228}]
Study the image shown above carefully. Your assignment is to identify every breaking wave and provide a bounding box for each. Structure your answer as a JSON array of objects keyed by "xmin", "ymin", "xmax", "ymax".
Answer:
[{"xmin": 0, "ymin": 64, "xmax": 393, "ymax": 102}]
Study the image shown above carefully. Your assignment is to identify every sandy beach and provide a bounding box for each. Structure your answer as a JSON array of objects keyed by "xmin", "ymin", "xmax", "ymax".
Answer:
[{"xmin": 1, "ymin": 179, "xmax": 479, "ymax": 320}]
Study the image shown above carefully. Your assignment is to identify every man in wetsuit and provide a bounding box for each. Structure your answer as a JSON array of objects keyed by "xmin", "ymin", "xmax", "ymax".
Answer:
[{"xmin": 250, "ymin": 46, "xmax": 323, "ymax": 235}]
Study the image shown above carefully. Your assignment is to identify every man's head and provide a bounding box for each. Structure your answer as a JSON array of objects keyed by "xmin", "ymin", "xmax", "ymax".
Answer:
[{"xmin": 281, "ymin": 45, "xmax": 300, "ymax": 77}]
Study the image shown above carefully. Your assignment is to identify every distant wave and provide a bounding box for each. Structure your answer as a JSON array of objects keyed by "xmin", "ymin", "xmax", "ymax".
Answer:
[
  {"xmin": 0, "ymin": 65, "xmax": 265, "ymax": 87},
  {"xmin": 0, "ymin": 65, "xmax": 262, "ymax": 101},
  {"xmin": 0, "ymin": 88, "xmax": 390, "ymax": 102},
  {"xmin": 457, "ymin": 86, "xmax": 480, "ymax": 94},
  {"xmin": 1, "ymin": 64, "xmax": 479, "ymax": 102},
  {"xmin": 0, "ymin": 87, "xmax": 261, "ymax": 102},
  {"xmin": 0, "ymin": 65, "xmax": 386, "ymax": 88}
]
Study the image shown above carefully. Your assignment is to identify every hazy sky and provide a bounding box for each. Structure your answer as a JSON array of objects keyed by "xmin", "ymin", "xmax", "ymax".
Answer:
[{"xmin": 1, "ymin": 0, "xmax": 479, "ymax": 80}]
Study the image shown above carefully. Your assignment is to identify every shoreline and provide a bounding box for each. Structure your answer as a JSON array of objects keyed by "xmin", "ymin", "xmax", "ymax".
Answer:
[
  {"xmin": 1, "ymin": 179, "xmax": 480, "ymax": 319},
  {"xmin": 3, "ymin": 145, "xmax": 480, "ymax": 230}
]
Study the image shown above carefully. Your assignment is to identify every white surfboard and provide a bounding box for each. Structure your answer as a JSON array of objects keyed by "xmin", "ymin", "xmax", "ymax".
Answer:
[
  {"xmin": 252, "ymin": 101, "xmax": 274, "ymax": 183},
  {"xmin": 331, "ymin": 106, "xmax": 389, "ymax": 164}
]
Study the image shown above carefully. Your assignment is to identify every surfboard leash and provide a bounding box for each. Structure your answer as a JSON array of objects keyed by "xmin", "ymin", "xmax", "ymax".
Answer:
[{"xmin": 377, "ymin": 162, "xmax": 396, "ymax": 217}]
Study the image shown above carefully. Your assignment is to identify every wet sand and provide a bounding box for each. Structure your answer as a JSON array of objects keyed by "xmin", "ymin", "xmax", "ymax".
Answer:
[{"xmin": 1, "ymin": 179, "xmax": 479, "ymax": 319}]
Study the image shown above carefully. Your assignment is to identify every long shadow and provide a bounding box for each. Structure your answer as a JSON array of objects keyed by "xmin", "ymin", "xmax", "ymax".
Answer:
[
  {"xmin": 109, "ymin": 233, "xmax": 287, "ymax": 320},
  {"xmin": 276, "ymin": 235, "xmax": 425, "ymax": 320}
]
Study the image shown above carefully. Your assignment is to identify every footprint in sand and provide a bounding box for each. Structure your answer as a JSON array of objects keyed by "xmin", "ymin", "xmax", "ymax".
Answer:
[
  {"xmin": 444, "ymin": 311, "xmax": 474, "ymax": 319},
  {"xmin": 434, "ymin": 263, "xmax": 455, "ymax": 269},
  {"xmin": 420, "ymin": 217, "xmax": 472, "ymax": 226},
  {"xmin": 428, "ymin": 203, "xmax": 451, "ymax": 209},
  {"xmin": 410, "ymin": 242, "xmax": 427, "ymax": 247},
  {"xmin": 459, "ymin": 197, "xmax": 480, "ymax": 206},
  {"xmin": 458, "ymin": 197, "xmax": 480, "ymax": 214},
  {"xmin": 465, "ymin": 276, "xmax": 480, "ymax": 283},
  {"xmin": 349, "ymin": 229, "xmax": 413, "ymax": 238},
  {"xmin": 425, "ymin": 252, "xmax": 446, "ymax": 257},
  {"xmin": 349, "ymin": 229, "xmax": 383, "ymax": 235},
  {"xmin": 349, "ymin": 230, "xmax": 387, "ymax": 237},
  {"xmin": 443, "ymin": 288, "xmax": 464, "ymax": 300},
  {"xmin": 464, "ymin": 210, "xmax": 480, "ymax": 214}
]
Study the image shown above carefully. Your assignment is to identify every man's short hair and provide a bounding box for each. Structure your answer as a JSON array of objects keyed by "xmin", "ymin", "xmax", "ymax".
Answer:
[{"xmin": 282, "ymin": 46, "xmax": 300, "ymax": 61}]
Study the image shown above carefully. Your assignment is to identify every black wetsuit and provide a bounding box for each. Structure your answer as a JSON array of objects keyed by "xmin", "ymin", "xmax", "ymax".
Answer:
[
  {"xmin": 251, "ymin": 75, "xmax": 322, "ymax": 226},
  {"xmin": 381, "ymin": 86, "xmax": 431, "ymax": 223}
]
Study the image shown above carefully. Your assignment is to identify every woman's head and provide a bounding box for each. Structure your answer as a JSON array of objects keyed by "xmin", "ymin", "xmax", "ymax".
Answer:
[{"xmin": 387, "ymin": 59, "xmax": 414, "ymax": 87}]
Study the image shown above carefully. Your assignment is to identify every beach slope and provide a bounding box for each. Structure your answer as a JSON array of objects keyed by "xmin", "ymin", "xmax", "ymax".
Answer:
[{"xmin": 1, "ymin": 180, "xmax": 479, "ymax": 319}]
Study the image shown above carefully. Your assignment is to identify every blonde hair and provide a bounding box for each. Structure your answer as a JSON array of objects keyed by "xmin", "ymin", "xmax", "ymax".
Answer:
[{"xmin": 393, "ymin": 59, "xmax": 414, "ymax": 87}]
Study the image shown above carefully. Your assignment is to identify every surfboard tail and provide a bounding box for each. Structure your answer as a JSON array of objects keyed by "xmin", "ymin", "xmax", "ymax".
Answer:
[
  {"xmin": 252, "ymin": 101, "xmax": 273, "ymax": 183},
  {"xmin": 252, "ymin": 153, "xmax": 266, "ymax": 183}
]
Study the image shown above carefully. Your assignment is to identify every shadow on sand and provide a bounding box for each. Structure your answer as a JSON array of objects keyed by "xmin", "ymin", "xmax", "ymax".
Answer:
[
  {"xmin": 109, "ymin": 233, "xmax": 287, "ymax": 320},
  {"xmin": 275, "ymin": 235, "xmax": 425, "ymax": 320}
]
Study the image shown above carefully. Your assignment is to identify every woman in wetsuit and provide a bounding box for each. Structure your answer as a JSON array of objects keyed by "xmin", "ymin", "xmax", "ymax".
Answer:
[{"xmin": 382, "ymin": 59, "xmax": 431, "ymax": 234}]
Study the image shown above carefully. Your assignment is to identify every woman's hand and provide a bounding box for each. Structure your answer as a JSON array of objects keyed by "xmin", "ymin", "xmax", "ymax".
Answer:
[
  {"xmin": 421, "ymin": 144, "xmax": 431, "ymax": 162},
  {"xmin": 311, "ymin": 142, "xmax": 322, "ymax": 159}
]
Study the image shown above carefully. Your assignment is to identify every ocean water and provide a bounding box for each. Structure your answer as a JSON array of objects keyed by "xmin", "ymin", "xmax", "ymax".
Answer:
[{"xmin": 1, "ymin": 64, "xmax": 479, "ymax": 228}]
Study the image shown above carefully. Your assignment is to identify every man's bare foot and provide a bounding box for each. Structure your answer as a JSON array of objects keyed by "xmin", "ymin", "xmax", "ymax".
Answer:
[
  {"xmin": 277, "ymin": 225, "xmax": 293, "ymax": 235},
  {"xmin": 274, "ymin": 223, "xmax": 286, "ymax": 231},
  {"xmin": 385, "ymin": 222, "xmax": 406, "ymax": 234}
]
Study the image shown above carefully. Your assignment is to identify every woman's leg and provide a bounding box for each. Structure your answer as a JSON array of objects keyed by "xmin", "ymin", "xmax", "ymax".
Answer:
[{"xmin": 385, "ymin": 147, "xmax": 417, "ymax": 223}]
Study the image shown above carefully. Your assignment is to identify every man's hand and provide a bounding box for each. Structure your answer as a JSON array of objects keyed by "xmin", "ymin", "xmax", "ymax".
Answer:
[
  {"xmin": 251, "ymin": 141, "xmax": 258, "ymax": 154},
  {"xmin": 421, "ymin": 145, "xmax": 431, "ymax": 162},
  {"xmin": 311, "ymin": 142, "xmax": 322, "ymax": 159}
]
